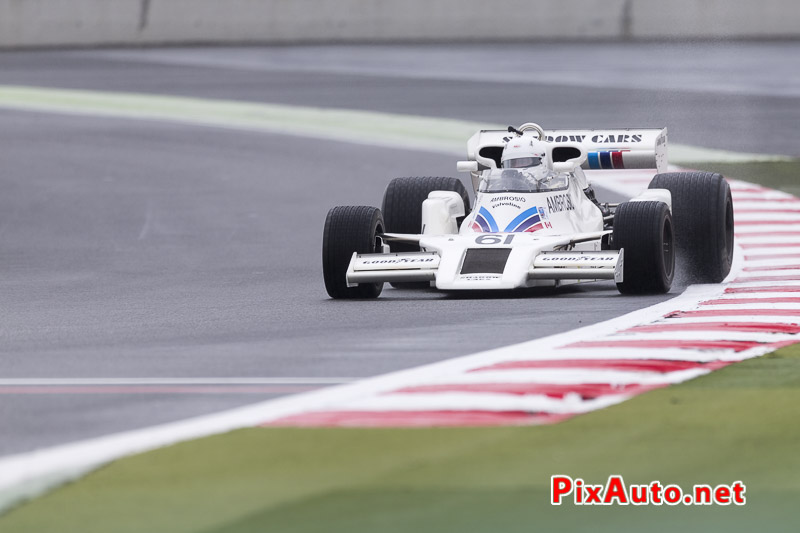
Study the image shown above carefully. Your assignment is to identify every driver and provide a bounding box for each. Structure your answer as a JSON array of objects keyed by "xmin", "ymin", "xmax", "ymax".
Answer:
[
  {"xmin": 499, "ymin": 136, "xmax": 560, "ymax": 190},
  {"xmin": 500, "ymin": 132, "xmax": 608, "ymax": 215},
  {"xmin": 501, "ymin": 138, "xmax": 549, "ymax": 176}
]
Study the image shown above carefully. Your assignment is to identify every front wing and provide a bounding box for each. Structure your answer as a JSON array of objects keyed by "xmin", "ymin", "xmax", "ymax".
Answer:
[{"xmin": 347, "ymin": 248, "xmax": 624, "ymax": 289}]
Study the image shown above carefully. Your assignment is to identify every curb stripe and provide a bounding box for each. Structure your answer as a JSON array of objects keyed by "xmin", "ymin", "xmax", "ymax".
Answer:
[
  {"xmin": 626, "ymin": 322, "xmax": 800, "ymax": 334},
  {"xmin": 670, "ymin": 309, "xmax": 800, "ymax": 318},
  {"xmin": 701, "ymin": 297, "xmax": 800, "ymax": 304},
  {"xmin": 738, "ymin": 232, "xmax": 800, "ymax": 238},
  {"xmin": 392, "ymin": 383, "xmax": 660, "ymax": 398},
  {"xmin": 726, "ymin": 285, "xmax": 800, "ymax": 293},
  {"xmin": 264, "ymin": 411, "xmax": 571, "ymax": 427},
  {"xmin": 562, "ymin": 339, "xmax": 768, "ymax": 352},
  {"xmin": 736, "ymin": 219, "xmax": 800, "ymax": 226},
  {"xmin": 735, "ymin": 209, "xmax": 800, "ymax": 214},
  {"xmin": 470, "ymin": 359, "xmax": 728, "ymax": 373},
  {"xmin": 734, "ymin": 274, "xmax": 800, "ymax": 281},
  {"xmin": 739, "ymin": 242, "xmax": 800, "ymax": 250}
]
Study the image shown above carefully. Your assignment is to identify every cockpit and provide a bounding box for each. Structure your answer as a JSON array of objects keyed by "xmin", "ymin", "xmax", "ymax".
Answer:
[{"xmin": 477, "ymin": 168, "xmax": 569, "ymax": 194}]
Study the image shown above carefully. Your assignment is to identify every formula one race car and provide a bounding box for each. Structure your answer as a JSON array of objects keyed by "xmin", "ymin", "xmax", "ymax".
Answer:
[{"xmin": 322, "ymin": 123, "xmax": 733, "ymax": 299}]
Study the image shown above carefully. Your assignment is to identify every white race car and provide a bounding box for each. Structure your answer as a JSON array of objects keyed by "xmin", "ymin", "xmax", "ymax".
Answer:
[{"xmin": 322, "ymin": 123, "xmax": 734, "ymax": 299}]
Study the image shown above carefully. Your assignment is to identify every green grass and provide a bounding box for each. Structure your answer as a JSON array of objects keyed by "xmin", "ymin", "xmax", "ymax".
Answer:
[
  {"xmin": 2, "ymin": 345, "xmax": 800, "ymax": 533},
  {"xmin": 682, "ymin": 160, "xmax": 800, "ymax": 196}
]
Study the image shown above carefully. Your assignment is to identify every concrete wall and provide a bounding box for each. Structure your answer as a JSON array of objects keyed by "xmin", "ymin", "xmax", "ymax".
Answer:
[{"xmin": 1, "ymin": 0, "xmax": 798, "ymax": 48}]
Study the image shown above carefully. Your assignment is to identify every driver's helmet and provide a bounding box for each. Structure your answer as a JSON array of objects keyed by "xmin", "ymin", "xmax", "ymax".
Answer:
[{"xmin": 501, "ymin": 138, "xmax": 548, "ymax": 169}]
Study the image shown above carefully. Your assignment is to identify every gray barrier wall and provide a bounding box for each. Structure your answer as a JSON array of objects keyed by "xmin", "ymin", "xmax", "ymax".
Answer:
[{"xmin": 1, "ymin": 0, "xmax": 798, "ymax": 48}]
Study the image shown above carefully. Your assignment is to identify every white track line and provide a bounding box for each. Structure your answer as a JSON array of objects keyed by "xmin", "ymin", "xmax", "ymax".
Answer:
[{"xmin": 0, "ymin": 378, "xmax": 355, "ymax": 386}]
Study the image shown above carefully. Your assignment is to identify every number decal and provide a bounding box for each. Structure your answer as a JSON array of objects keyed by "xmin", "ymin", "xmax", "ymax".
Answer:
[
  {"xmin": 475, "ymin": 235, "xmax": 501, "ymax": 245},
  {"xmin": 475, "ymin": 235, "xmax": 514, "ymax": 245}
]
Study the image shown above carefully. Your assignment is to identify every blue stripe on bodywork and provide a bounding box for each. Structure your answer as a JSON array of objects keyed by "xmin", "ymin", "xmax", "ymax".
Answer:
[
  {"xmin": 513, "ymin": 215, "xmax": 542, "ymax": 232},
  {"xmin": 475, "ymin": 214, "xmax": 491, "ymax": 232},
  {"xmin": 504, "ymin": 206, "xmax": 542, "ymax": 232},
  {"xmin": 599, "ymin": 150, "xmax": 612, "ymax": 169},
  {"xmin": 587, "ymin": 152, "xmax": 600, "ymax": 169},
  {"xmin": 478, "ymin": 206, "xmax": 499, "ymax": 233}
]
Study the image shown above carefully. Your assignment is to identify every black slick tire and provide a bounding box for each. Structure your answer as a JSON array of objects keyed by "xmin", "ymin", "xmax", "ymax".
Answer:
[
  {"xmin": 322, "ymin": 205, "xmax": 384, "ymax": 299},
  {"xmin": 648, "ymin": 172, "xmax": 734, "ymax": 283},
  {"xmin": 613, "ymin": 201, "xmax": 675, "ymax": 294}
]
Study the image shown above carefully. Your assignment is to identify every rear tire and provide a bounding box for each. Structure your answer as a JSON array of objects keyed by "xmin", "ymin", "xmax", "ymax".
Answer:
[
  {"xmin": 322, "ymin": 206, "xmax": 384, "ymax": 299},
  {"xmin": 648, "ymin": 172, "xmax": 733, "ymax": 283},
  {"xmin": 613, "ymin": 201, "xmax": 674, "ymax": 294},
  {"xmin": 382, "ymin": 176, "xmax": 470, "ymax": 288}
]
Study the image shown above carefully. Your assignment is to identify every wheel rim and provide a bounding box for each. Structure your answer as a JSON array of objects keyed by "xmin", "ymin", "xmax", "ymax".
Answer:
[{"xmin": 374, "ymin": 223, "xmax": 384, "ymax": 254}]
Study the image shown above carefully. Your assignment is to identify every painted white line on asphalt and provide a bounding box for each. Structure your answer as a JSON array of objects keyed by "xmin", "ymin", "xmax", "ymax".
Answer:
[
  {"xmin": 0, "ymin": 378, "xmax": 356, "ymax": 386},
  {"xmin": 0, "ymin": 86, "xmax": 792, "ymax": 165}
]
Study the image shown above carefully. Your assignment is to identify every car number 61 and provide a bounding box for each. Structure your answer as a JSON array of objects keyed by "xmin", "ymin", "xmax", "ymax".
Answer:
[{"xmin": 475, "ymin": 235, "xmax": 515, "ymax": 245}]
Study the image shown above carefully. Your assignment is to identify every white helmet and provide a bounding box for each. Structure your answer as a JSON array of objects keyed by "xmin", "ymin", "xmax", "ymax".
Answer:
[{"xmin": 501, "ymin": 134, "xmax": 549, "ymax": 171}]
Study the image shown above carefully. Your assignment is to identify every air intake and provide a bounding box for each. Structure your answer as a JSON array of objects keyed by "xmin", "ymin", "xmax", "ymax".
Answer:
[{"xmin": 460, "ymin": 249, "xmax": 512, "ymax": 274}]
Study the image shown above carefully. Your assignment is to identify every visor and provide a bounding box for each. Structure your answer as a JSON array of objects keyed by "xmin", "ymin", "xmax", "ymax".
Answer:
[{"xmin": 503, "ymin": 157, "xmax": 542, "ymax": 169}]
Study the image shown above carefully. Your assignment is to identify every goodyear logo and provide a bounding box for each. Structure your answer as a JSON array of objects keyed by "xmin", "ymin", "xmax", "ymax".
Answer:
[{"xmin": 361, "ymin": 257, "xmax": 435, "ymax": 264}]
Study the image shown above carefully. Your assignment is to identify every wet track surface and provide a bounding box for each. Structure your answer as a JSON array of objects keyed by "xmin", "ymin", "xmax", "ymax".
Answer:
[{"xmin": 0, "ymin": 43, "xmax": 798, "ymax": 455}]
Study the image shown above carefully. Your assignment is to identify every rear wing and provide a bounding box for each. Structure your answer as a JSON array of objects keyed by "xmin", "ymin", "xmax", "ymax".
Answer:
[{"xmin": 464, "ymin": 126, "xmax": 667, "ymax": 190}]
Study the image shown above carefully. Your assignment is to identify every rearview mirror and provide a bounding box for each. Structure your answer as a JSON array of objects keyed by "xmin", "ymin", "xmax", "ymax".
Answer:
[
  {"xmin": 552, "ymin": 162, "xmax": 576, "ymax": 173},
  {"xmin": 456, "ymin": 160, "xmax": 479, "ymax": 173}
]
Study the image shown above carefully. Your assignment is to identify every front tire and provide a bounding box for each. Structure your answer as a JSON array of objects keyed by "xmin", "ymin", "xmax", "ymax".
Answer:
[
  {"xmin": 322, "ymin": 206, "xmax": 384, "ymax": 299},
  {"xmin": 382, "ymin": 176, "xmax": 470, "ymax": 288},
  {"xmin": 382, "ymin": 176, "xmax": 471, "ymax": 252},
  {"xmin": 613, "ymin": 201, "xmax": 674, "ymax": 294},
  {"xmin": 648, "ymin": 172, "xmax": 733, "ymax": 283}
]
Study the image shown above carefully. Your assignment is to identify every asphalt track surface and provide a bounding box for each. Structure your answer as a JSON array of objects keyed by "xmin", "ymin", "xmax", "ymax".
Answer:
[{"xmin": 0, "ymin": 43, "xmax": 798, "ymax": 456}]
